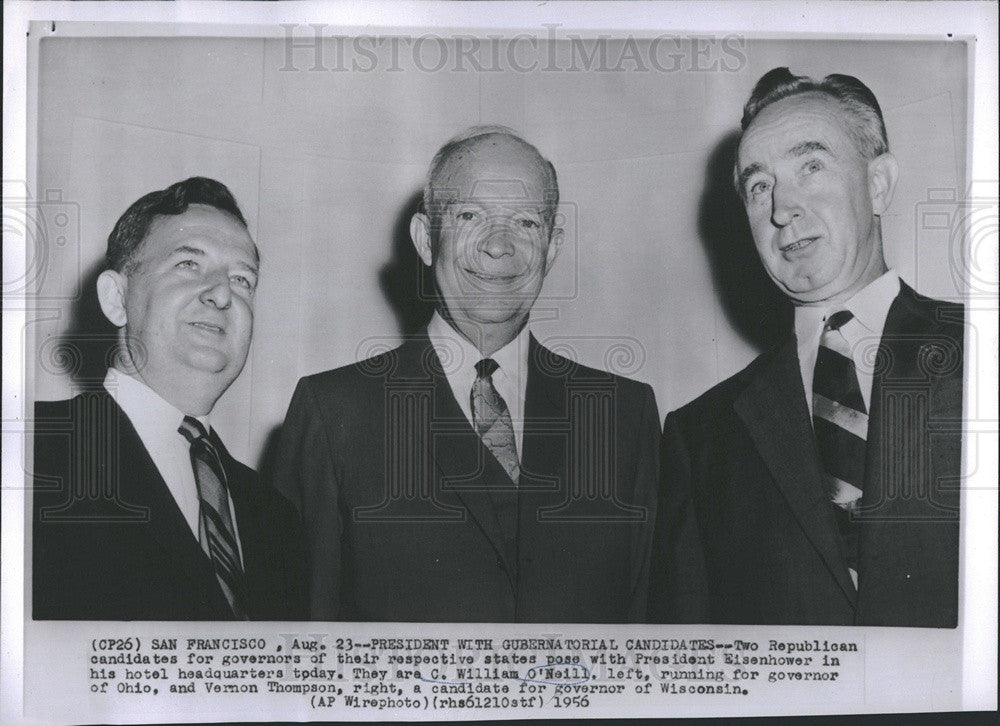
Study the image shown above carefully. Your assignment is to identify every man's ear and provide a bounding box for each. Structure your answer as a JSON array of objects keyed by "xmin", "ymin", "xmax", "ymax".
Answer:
[
  {"xmin": 409, "ymin": 212, "xmax": 434, "ymax": 267},
  {"xmin": 544, "ymin": 226, "xmax": 564, "ymax": 272},
  {"xmin": 868, "ymin": 152, "xmax": 899, "ymax": 216},
  {"xmin": 96, "ymin": 270, "xmax": 129, "ymax": 327}
]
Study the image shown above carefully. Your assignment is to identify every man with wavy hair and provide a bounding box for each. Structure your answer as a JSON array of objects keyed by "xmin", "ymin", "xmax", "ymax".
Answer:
[
  {"xmin": 33, "ymin": 177, "xmax": 304, "ymax": 620},
  {"xmin": 649, "ymin": 69, "xmax": 964, "ymax": 627}
]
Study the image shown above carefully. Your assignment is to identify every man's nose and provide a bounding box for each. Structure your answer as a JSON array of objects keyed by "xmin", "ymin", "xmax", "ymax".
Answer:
[
  {"xmin": 199, "ymin": 273, "xmax": 232, "ymax": 309},
  {"xmin": 771, "ymin": 180, "xmax": 803, "ymax": 227},
  {"xmin": 479, "ymin": 228, "xmax": 516, "ymax": 259}
]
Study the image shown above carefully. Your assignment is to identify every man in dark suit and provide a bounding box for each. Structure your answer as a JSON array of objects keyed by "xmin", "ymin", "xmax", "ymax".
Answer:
[
  {"xmin": 273, "ymin": 126, "xmax": 660, "ymax": 622},
  {"xmin": 33, "ymin": 177, "xmax": 304, "ymax": 620},
  {"xmin": 648, "ymin": 68, "xmax": 964, "ymax": 627}
]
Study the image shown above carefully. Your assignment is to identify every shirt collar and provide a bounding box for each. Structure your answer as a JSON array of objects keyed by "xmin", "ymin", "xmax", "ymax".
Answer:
[
  {"xmin": 427, "ymin": 311, "xmax": 530, "ymax": 379},
  {"xmin": 490, "ymin": 325, "xmax": 530, "ymax": 380},
  {"xmin": 794, "ymin": 269, "xmax": 900, "ymax": 343},
  {"xmin": 846, "ymin": 269, "xmax": 901, "ymax": 334},
  {"xmin": 104, "ymin": 368, "xmax": 211, "ymax": 436}
]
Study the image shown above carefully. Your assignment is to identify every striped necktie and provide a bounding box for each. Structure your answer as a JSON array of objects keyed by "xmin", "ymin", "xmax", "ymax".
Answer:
[
  {"xmin": 178, "ymin": 416, "xmax": 248, "ymax": 619},
  {"xmin": 812, "ymin": 310, "xmax": 868, "ymax": 587},
  {"xmin": 471, "ymin": 358, "xmax": 520, "ymax": 484}
]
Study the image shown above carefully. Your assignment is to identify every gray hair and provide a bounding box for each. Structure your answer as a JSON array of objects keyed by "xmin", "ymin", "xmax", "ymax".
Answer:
[
  {"xmin": 735, "ymin": 67, "xmax": 889, "ymax": 198},
  {"xmin": 423, "ymin": 125, "xmax": 559, "ymax": 230}
]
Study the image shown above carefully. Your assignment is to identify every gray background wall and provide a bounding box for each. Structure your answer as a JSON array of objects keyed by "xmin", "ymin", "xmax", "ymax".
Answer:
[{"xmin": 31, "ymin": 35, "xmax": 968, "ymax": 468}]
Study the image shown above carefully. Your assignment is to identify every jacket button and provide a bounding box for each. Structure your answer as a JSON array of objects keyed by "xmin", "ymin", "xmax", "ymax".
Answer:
[{"xmin": 495, "ymin": 557, "xmax": 503, "ymax": 568}]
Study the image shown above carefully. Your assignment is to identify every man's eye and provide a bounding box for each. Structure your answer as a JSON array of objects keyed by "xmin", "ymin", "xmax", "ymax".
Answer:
[
  {"xmin": 519, "ymin": 218, "xmax": 540, "ymax": 229},
  {"xmin": 804, "ymin": 159, "xmax": 823, "ymax": 173},
  {"xmin": 176, "ymin": 259, "xmax": 197, "ymax": 270},
  {"xmin": 749, "ymin": 180, "xmax": 770, "ymax": 197},
  {"xmin": 457, "ymin": 211, "xmax": 476, "ymax": 221},
  {"xmin": 231, "ymin": 275, "xmax": 253, "ymax": 289}
]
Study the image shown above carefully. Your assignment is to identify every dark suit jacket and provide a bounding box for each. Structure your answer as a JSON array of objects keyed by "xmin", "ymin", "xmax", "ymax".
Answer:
[
  {"xmin": 32, "ymin": 390, "xmax": 307, "ymax": 620},
  {"xmin": 272, "ymin": 332, "xmax": 660, "ymax": 622},
  {"xmin": 648, "ymin": 282, "xmax": 963, "ymax": 627}
]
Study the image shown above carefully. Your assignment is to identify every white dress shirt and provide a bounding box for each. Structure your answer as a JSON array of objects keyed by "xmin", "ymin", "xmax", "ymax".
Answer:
[
  {"xmin": 427, "ymin": 312, "xmax": 530, "ymax": 460},
  {"xmin": 794, "ymin": 270, "xmax": 901, "ymax": 416},
  {"xmin": 103, "ymin": 368, "xmax": 243, "ymax": 563}
]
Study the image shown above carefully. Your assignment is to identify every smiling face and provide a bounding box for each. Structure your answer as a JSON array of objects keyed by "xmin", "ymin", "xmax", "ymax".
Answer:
[
  {"xmin": 736, "ymin": 93, "xmax": 893, "ymax": 305},
  {"xmin": 99, "ymin": 204, "xmax": 258, "ymax": 412},
  {"xmin": 412, "ymin": 135, "xmax": 561, "ymax": 347}
]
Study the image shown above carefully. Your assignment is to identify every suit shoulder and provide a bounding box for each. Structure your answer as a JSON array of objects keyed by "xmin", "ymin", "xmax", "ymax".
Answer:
[
  {"xmin": 914, "ymin": 293, "xmax": 964, "ymax": 330},
  {"xmin": 898, "ymin": 283, "xmax": 964, "ymax": 330},
  {"xmin": 534, "ymin": 345, "xmax": 653, "ymax": 396},
  {"xmin": 34, "ymin": 393, "xmax": 114, "ymax": 432},
  {"xmin": 35, "ymin": 390, "xmax": 118, "ymax": 410},
  {"xmin": 35, "ymin": 397, "xmax": 73, "ymax": 419},
  {"xmin": 670, "ymin": 347, "xmax": 776, "ymax": 424},
  {"xmin": 299, "ymin": 348, "xmax": 403, "ymax": 391},
  {"xmin": 226, "ymin": 454, "xmax": 257, "ymax": 482},
  {"xmin": 289, "ymin": 343, "xmax": 425, "ymax": 418}
]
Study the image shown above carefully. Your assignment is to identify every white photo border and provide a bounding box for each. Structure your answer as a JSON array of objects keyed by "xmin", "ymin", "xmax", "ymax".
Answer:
[{"xmin": 3, "ymin": 1, "xmax": 997, "ymax": 723}]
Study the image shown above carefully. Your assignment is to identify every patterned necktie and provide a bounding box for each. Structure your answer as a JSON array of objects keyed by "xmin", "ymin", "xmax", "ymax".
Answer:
[
  {"xmin": 470, "ymin": 358, "xmax": 520, "ymax": 484},
  {"xmin": 178, "ymin": 416, "xmax": 248, "ymax": 619},
  {"xmin": 812, "ymin": 310, "xmax": 868, "ymax": 587}
]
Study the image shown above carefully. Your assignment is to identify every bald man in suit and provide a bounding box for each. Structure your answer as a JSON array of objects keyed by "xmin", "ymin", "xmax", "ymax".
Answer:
[{"xmin": 274, "ymin": 127, "xmax": 660, "ymax": 622}]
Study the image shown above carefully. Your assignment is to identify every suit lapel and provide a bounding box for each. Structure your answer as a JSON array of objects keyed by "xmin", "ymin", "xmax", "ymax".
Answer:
[
  {"xmin": 734, "ymin": 340, "xmax": 858, "ymax": 606},
  {"xmin": 862, "ymin": 284, "xmax": 946, "ymax": 491},
  {"xmin": 516, "ymin": 337, "xmax": 573, "ymax": 596},
  {"xmin": 212, "ymin": 432, "xmax": 271, "ymax": 617},
  {"xmin": 519, "ymin": 336, "xmax": 569, "ymax": 503},
  {"xmin": 857, "ymin": 283, "xmax": 954, "ymax": 596},
  {"xmin": 109, "ymin": 395, "xmax": 224, "ymax": 605},
  {"xmin": 211, "ymin": 432, "xmax": 262, "ymax": 572},
  {"xmin": 401, "ymin": 335, "xmax": 517, "ymax": 585}
]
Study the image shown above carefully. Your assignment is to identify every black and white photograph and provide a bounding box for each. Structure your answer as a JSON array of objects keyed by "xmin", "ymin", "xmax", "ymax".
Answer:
[{"xmin": 2, "ymin": 1, "xmax": 996, "ymax": 723}]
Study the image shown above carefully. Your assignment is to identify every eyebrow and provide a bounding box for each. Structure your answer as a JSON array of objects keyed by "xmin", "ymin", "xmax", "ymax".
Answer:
[
  {"xmin": 787, "ymin": 140, "xmax": 830, "ymax": 157},
  {"xmin": 736, "ymin": 162, "xmax": 764, "ymax": 193},
  {"xmin": 171, "ymin": 244, "xmax": 259, "ymax": 275},
  {"xmin": 737, "ymin": 140, "xmax": 833, "ymax": 194},
  {"xmin": 448, "ymin": 199, "xmax": 544, "ymax": 213},
  {"xmin": 172, "ymin": 244, "xmax": 205, "ymax": 256},
  {"xmin": 234, "ymin": 261, "xmax": 259, "ymax": 276}
]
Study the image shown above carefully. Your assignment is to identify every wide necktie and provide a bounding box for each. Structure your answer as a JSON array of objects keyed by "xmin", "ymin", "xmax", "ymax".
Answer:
[
  {"xmin": 470, "ymin": 358, "xmax": 520, "ymax": 484},
  {"xmin": 812, "ymin": 310, "xmax": 868, "ymax": 587},
  {"xmin": 178, "ymin": 416, "xmax": 248, "ymax": 619}
]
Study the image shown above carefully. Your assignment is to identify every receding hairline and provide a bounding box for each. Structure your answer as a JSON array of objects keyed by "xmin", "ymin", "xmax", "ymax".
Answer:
[
  {"xmin": 734, "ymin": 91, "xmax": 871, "ymax": 196},
  {"xmin": 423, "ymin": 128, "xmax": 560, "ymax": 224},
  {"xmin": 435, "ymin": 134, "xmax": 553, "ymax": 184}
]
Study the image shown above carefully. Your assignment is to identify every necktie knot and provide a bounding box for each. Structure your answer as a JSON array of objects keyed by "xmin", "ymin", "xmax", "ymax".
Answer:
[
  {"xmin": 825, "ymin": 309, "xmax": 854, "ymax": 333},
  {"xmin": 475, "ymin": 358, "xmax": 500, "ymax": 379},
  {"xmin": 178, "ymin": 415, "xmax": 209, "ymax": 445}
]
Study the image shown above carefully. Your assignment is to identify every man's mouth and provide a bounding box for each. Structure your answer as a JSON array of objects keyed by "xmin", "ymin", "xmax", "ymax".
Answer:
[
  {"xmin": 780, "ymin": 236, "xmax": 819, "ymax": 254},
  {"xmin": 465, "ymin": 269, "xmax": 521, "ymax": 283},
  {"xmin": 188, "ymin": 321, "xmax": 225, "ymax": 335}
]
